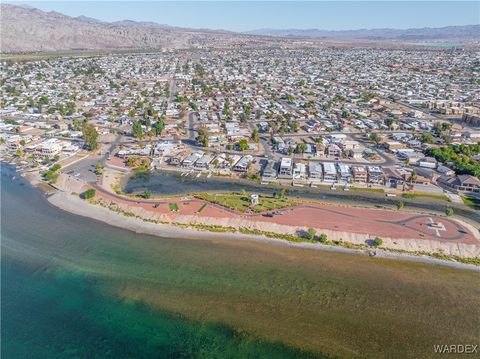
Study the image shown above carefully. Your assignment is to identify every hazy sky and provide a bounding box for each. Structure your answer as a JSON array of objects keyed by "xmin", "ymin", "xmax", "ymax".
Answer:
[{"xmin": 10, "ymin": 1, "xmax": 480, "ymax": 32}]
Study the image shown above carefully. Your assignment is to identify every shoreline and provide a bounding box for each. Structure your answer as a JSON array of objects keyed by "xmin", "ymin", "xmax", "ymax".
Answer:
[{"xmin": 47, "ymin": 191, "xmax": 480, "ymax": 272}]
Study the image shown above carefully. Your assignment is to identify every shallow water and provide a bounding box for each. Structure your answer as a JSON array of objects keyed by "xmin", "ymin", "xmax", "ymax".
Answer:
[{"xmin": 2, "ymin": 164, "xmax": 480, "ymax": 358}]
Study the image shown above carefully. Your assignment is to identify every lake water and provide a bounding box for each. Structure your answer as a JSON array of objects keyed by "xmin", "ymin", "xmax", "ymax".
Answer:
[
  {"xmin": 124, "ymin": 170, "xmax": 480, "ymax": 223},
  {"xmin": 2, "ymin": 163, "xmax": 480, "ymax": 358}
]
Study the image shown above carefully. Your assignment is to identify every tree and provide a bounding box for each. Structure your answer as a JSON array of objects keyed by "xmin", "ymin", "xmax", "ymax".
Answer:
[
  {"xmin": 196, "ymin": 126, "xmax": 209, "ymax": 147},
  {"xmin": 420, "ymin": 132, "xmax": 435, "ymax": 144},
  {"xmin": 384, "ymin": 118, "xmax": 394, "ymax": 129},
  {"xmin": 251, "ymin": 128, "xmax": 260, "ymax": 143},
  {"xmin": 396, "ymin": 201, "xmax": 404, "ymax": 210},
  {"xmin": 153, "ymin": 117, "xmax": 165, "ymax": 136},
  {"xmin": 142, "ymin": 190, "xmax": 152, "ymax": 199},
  {"xmin": 38, "ymin": 95, "xmax": 49, "ymax": 105},
  {"xmin": 297, "ymin": 143, "xmax": 308, "ymax": 153},
  {"xmin": 319, "ymin": 233, "xmax": 328, "ymax": 243},
  {"xmin": 238, "ymin": 139, "xmax": 249, "ymax": 151},
  {"xmin": 408, "ymin": 170, "xmax": 417, "ymax": 184},
  {"xmin": 82, "ymin": 124, "xmax": 98, "ymax": 151},
  {"xmin": 43, "ymin": 164, "xmax": 61, "ymax": 184},
  {"xmin": 81, "ymin": 188, "xmax": 96, "ymax": 200},
  {"xmin": 369, "ymin": 132, "xmax": 381, "ymax": 146},
  {"xmin": 95, "ymin": 162, "xmax": 103, "ymax": 175},
  {"xmin": 279, "ymin": 188, "xmax": 286, "ymax": 199},
  {"xmin": 445, "ymin": 207, "xmax": 454, "ymax": 217},
  {"xmin": 132, "ymin": 120, "xmax": 144, "ymax": 139},
  {"xmin": 373, "ymin": 237, "xmax": 383, "ymax": 247},
  {"xmin": 306, "ymin": 228, "xmax": 316, "ymax": 240}
]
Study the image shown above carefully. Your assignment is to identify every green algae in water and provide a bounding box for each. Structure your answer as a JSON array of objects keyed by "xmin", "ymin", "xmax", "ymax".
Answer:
[{"xmin": 1, "ymin": 258, "xmax": 322, "ymax": 359}]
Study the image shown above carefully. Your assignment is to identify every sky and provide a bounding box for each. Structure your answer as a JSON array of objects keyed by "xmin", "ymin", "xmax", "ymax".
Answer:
[{"xmin": 9, "ymin": 1, "xmax": 480, "ymax": 32}]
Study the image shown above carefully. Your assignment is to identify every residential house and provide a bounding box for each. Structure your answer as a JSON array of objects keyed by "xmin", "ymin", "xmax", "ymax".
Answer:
[
  {"xmin": 278, "ymin": 157, "xmax": 293, "ymax": 179},
  {"xmin": 352, "ymin": 165, "xmax": 368, "ymax": 183}
]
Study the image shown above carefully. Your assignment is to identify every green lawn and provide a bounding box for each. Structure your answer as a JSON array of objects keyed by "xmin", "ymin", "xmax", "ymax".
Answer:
[
  {"xmin": 402, "ymin": 192, "xmax": 449, "ymax": 201},
  {"xmin": 169, "ymin": 203, "xmax": 179, "ymax": 212},
  {"xmin": 462, "ymin": 196, "xmax": 480, "ymax": 209},
  {"xmin": 196, "ymin": 192, "xmax": 297, "ymax": 213}
]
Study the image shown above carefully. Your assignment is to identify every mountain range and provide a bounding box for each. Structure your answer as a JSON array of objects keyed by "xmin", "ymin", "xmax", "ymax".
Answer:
[
  {"xmin": 245, "ymin": 25, "xmax": 480, "ymax": 40},
  {"xmin": 1, "ymin": 4, "xmax": 478, "ymax": 53}
]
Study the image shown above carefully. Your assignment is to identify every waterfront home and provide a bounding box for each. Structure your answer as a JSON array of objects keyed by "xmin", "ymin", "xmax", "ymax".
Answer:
[
  {"xmin": 293, "ymin": 163, "xmax": 307, "ymax": 181},
  {"xmin": 352, "ymin": 165, "xmax": 368, "ymax": 183},
  {"xmin": 182, "ymin": 152, "xmax": 203, "ymax": 167},
  {"xmin": 337, "ymin": 163, "xmax": 352, "ymax": 183},
  {"xmin": 195, "ymin": 154, "xmax": 212, "ymax": 169},
  {"xmin": 262, "ymin": 160, "xmax": 278, "ymax": 181},
  {"xmin": 322, "ymin": 162, "xmax": 337, "ymax": 183},
  {"xmin": 233, "ymin": 155, "xmax": 253, "ymax": 172},
  {"xmin": 439, "ymin": 175, "xmax": 480, "ymax": 193},
  {"xmin": 308, "ymin": 162, "xmax": 323, "ymax": 183},
  {"xmin": 278, "ymin": 157, "xmax": 293, "ymax": 179},
  {"xmin": 37, "ymin": 138, "xmax": 62, "ymax": 158},
  {"xmin": 367, "ymin": 166, "xmax": 385, "ymax": 185}
]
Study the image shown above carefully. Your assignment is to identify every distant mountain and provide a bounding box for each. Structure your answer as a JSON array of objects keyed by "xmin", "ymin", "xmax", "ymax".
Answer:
[
  {"xmin": 246, "ymin": 25, "xmax": 480, "ymax": 41},
  {"xmin": 2, "ymin": 4, "xmax": 478, "ymax": 53},
  {"xmin": 0, "ymin": 4, "xmax": 243, "ymax": 53}
]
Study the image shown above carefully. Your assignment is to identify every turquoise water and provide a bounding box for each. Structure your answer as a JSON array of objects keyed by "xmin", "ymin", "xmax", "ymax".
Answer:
[
  {"xmin": 2, "ymin": 164, "xmax": 480, "ymax": 358},
  {"xmin": 2, "ymin": 259, "xmax": 317, "ymax": 359},
  {"xmin": 0, "ymin": 166, "xmax": 318, "ymax": 359}
]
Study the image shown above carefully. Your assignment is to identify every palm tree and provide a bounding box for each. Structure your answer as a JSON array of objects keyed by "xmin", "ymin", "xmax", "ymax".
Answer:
[{"xmin": 408, "ymin": 170, "xmax": 417, "ymax": 185}]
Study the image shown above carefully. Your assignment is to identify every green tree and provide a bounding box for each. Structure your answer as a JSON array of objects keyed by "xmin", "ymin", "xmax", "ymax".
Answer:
[
  {"xmin": 279, "ymin": 188, "xmax": 286, "ymax": 199},
  {"xmin": 408, "ymin": 170, "xmax": 417, "ymax": 184},
  {"xmin": 82, "ymin": 124, "xmax": 98, "ymax": 151},
  {"xmin": 153, "ymin": 118, "xmax": 165, "ymax": 136},
  {"xmin": 396, "ymin": 201, "xmax": 404, "ymax": 210},
  {"xmin": 297, "ymin": 143, "xmax": 308, "ymax": 153},
  {"xmin": 38, "ymin": 95, "xmax": 49, "ymax": 105},
  {"xmin": 306, "ymin": 228, "xmax": 316, "ymax": 240},
  {"xmin": 251, "ymin": 128, "xmax": 260, "ymax": 143},
  {"xmin": 196, "ymin": 126, "xmax": 209, "ymax": 147},
  {"xmin": 142, "ymin": 190, "xmax": 152, "ymax": 199},
  {"xmin": 420, "ymin": 133, "xmax": 435, "ymax": 144},
  {"xmin": 369, "ymin": 132, "xmax": 381, "ymax": 145},
  {"xmin": 384, "ymin": 118, "xmax": 394, "ymax": 129},
  {"xmin": 132, "ymin": 120, "xmax": 144, "ymax": 139},
  {"xmin": 95, "ymin": 162, "xmax": 103, "ymax": 175},
  {"xmin": 238, "ymin": 139, "xmax": 249, "ymax": 151},
  {"xmin": 445, "ymin": 207, "xmax": 454, "ymax": 217},
  {"xmin": 319, "ymin": 233, "xmax": 328, "ymax": 243},
  {"xmin": 373, "ymin": 237, "xmax": 383, "ymax": 247},
  {"xmin": 81, "ymin": 189, "xmax": 96, "ymax": 200}
]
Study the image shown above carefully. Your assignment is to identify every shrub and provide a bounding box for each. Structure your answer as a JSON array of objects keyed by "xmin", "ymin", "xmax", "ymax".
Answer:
[
  {"xmin": 306, "ymin": 228, "xmax": 316, "ymax": 240},
  {"xmin": 81, "ymin": 189, "xmax": 96, "ymax": 200},
  {"xmin": 319, "ymin": 233, "xmax": 328, "ymax": 243},
  {"xmin": 140, "ymin": 190, "xmax": 152, "ymax": 199},
  {"xmin": 445, "ymin": 207, "xmax": 454, "ymax": 217},
  {"xmin": 373, "ymin": 237, "xmax": 383, "ymax": 247}
]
